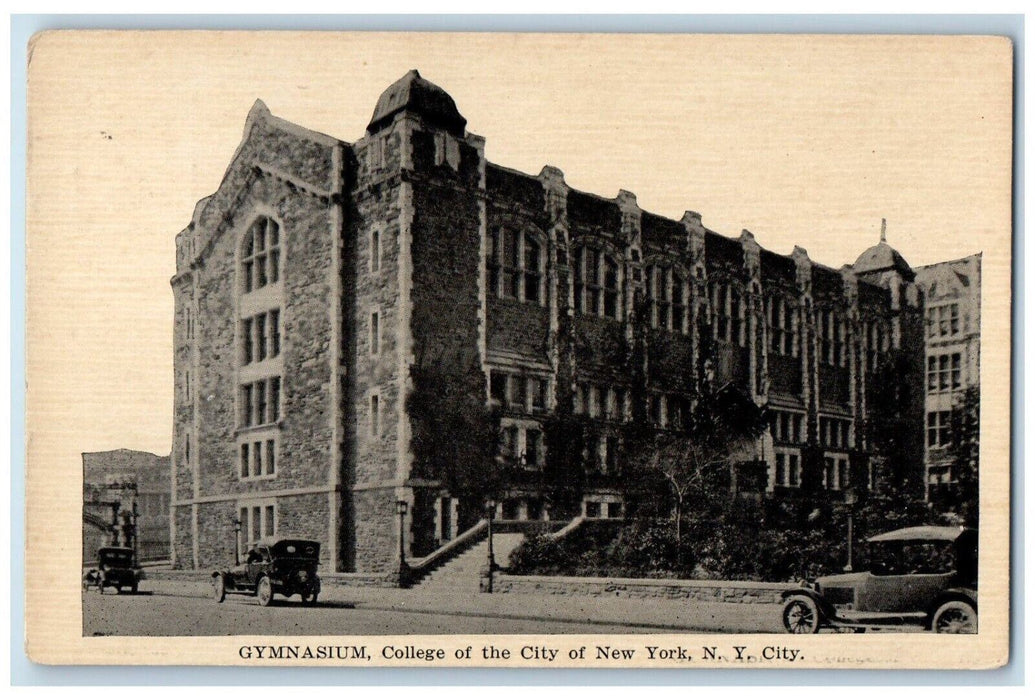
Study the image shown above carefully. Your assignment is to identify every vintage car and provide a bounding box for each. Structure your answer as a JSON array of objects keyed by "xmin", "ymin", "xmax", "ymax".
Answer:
[
  {"xmin": 781, "ymin": 525, "xmax": 977, "ymax": 634},
  {"xmin": 212, "ymin": 536, "xmax": 321, "ymax": 607},
  {"xmin": 82, "ymin": 546, "xmax": 144, "ymax": 594}
]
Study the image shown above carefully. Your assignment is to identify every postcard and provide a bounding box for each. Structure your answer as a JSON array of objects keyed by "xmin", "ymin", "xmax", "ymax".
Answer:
[{"xmin": 24, "ymin": 30, "xmax": 1012, "ymax": 668}]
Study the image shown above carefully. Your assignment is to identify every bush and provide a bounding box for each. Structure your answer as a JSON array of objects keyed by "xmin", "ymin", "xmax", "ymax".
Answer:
[{"xmin": 505, "ymin": 494, "xmax": 944, "ymax": 582}]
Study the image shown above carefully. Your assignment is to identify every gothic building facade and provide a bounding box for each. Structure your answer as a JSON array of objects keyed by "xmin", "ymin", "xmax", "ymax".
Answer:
[
  {"xmin": 914, "ymin": 254, "xmax": 982, "ymax": 505},
  {"xmin": 170, "ymin": 71, "xmax": 926, "ymax": 573}
]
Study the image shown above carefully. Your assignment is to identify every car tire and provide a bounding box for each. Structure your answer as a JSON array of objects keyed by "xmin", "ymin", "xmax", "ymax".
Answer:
[
  {"xmin": 932, "ymin": 600, "xmax": 977, "ymax": 634},
  {"xmin": 302, "ymin": 592, "xmax": 318, "ymax": 606},
  {"xmin": 212, "ymin": 575, "xmax": 226, "ymax": 603},
  {"xmin": 256, "ymin": 577, "xmax": 274, "ymax": 607},
  {"xmin": 782, "ymin": 595, "xmax": 822, "ymax": 634}
]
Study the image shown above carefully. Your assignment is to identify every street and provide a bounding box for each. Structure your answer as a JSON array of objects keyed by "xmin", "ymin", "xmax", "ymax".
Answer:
[{"xmin": 82, "ymin": 579, "xmax": 786, "ymax": 636}]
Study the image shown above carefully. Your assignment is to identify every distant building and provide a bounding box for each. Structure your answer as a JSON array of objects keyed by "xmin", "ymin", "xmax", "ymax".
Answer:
[
  {"xmin": 170, "ymin": 70, "xmax": 926, "ymax": 574},
  {"xmin": 82, "ymin": 449, "xmax": 172, "ymax": 564},
  {"xmin": 914, "ymin": 254, "xmax": 982, "ymax": 505}
]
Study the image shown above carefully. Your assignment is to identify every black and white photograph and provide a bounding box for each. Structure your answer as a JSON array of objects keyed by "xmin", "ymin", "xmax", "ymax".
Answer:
[{"xmin": 23, "ymin": 30, "xmax": 1012, "ymax": 668}]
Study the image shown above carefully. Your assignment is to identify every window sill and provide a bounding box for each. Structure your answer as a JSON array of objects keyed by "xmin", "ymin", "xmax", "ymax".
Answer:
[
  {"xmin": 239, "ymin": 473, "xmax": 278, "ymax": 482},
  {"xmin": 236, "ymin": 421, "xmax": 282, "ymax": 437}
]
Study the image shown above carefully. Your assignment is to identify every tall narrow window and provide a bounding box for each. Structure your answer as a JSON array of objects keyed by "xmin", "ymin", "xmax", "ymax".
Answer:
[
  {"xmin": 370, "ymin": 229, "xmax": 381, "ymax": 272},
  {"xmin": 256, "ymin": 314, "xmax": 267, "ymax": 361},
  {"xmin": 269, "ymin": 310, "xmax": 280, "ymax": 357},
  {"xmin": 370, "ymin": 394, "xmax": 380, "ymax": 437},
  {"xmin": 242, "ymin": 318, "xmax": 254, "ymax": 364},
  {"xmin": 523, "ymin": 236, "xmax": 541, "ymax": 304},
  {"xmin": 370, "ymin": 311, "xmax": 380, "ymax": 355},
  {"xmin": 672, "ymin": 272, "xmax": 687, "ymax": 333}
]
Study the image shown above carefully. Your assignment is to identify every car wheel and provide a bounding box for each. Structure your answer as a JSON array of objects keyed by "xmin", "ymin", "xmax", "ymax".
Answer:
[
  {"xmin": 301, "ymin": 592, "xmax": 318, "ymax": 606},
  {"xmin": 212, "ymin": 575, "xmax": 226, "ymax": 603},
  {"xmin": 932, "ymin": 601, "xmax": 977, "ymax": 634},
  {"xmin": 783, "ymin": 595, "xmax": 822, "ymax": 634},
  {"xmin": 256, "ymin": 577, "xmax": 274, "ymax": 607},
  {"xmin": 130, "ymin": 582, "xmax": 138, "ymax": 594}
]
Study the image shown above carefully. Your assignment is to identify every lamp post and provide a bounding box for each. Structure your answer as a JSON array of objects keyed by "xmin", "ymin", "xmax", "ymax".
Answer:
[
  {"xmin": 844, "ymin": 487, "xmax": 858, "ymax": 573},
  {"xmin": 485, "ymin": 498, "xmax": 497, "ymax": 593},
  {"xmin": 233, "ymin": 517, "xmax": 242, "ymax": 566},
  {"xmin": 396, "ymin": 500, "xmax": 409, "ymax": 585}
]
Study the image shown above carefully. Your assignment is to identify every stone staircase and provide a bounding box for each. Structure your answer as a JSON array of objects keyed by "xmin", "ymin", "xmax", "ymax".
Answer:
[{"xmin": 414, "ymin": 533, "xmax": 527, "ymax": 592}]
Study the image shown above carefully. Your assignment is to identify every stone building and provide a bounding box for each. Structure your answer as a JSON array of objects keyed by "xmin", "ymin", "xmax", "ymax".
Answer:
[
  {"xmin": 82, "ymin": 449, "xmax": 171, "ymax": 564},
  {"xmin": 170, "ymin": 70, "xmax": 925, "ymax": 573},
  {"xmin": 914, "ymin": 253, "xmax": 982, "ymax": 505}
]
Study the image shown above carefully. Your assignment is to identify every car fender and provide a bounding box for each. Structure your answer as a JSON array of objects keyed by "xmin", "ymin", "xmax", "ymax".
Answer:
[{"xmin": 781, "ymin": 587, "xmax": 835, "ymax": 620}]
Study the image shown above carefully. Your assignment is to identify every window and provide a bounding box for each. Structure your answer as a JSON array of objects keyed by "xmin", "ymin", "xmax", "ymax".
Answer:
[
  {"xmin": 771, "ymin": 411, "xmax": 804, "ymax": 444},
  {"xmin": 574, "ymin": 246, "xmax": 621, "ymax": 319},
  {"xmin": 604, "ymin": 435, "xmax": 620, "ymax": 474},
  {"xmin": 366, "ymin": 134, "xmax": 387, "ymax": 171},
  {"xmin": 241, "ymin": 217, "xmax": 280, "ymax": 293},
  {"xmin": 927, "ymin": 303, "xmax": 961, "ymax": 339},
  {"xmin": 766, "ymin": 296, "xmax": 799, "ymax": 357},
  {"xmin": 529, "ymin": 377, "xmax": 547, "ymax": 411},
  {"xmin": 487, "ymin": 228, "xmax": 543, "ymax": 304},
  {"xmin": 820, "ymin": 417, "xmax": 851, "ymax": 449},
  {"xmin": 370, "ymin": 229, "xmax": 381, "ymax": 272},
  {"xmin": 238, "ymin": 502, "xmax": 276, "ymax": 550},
  {"xmin": 710, "ymin": 281, "xmax": 744, "ymax": 346},
  {"xmin": 370, "ymin": 311, "xmax": 380, "ymax": 355},
  {"xmin": 370, "ymin": 394, "xmax": 380, "ymax": 437},
  {"xmin": 185, "ymin": 432, "xmax": 190, "ymax": 463},
  {"xmin": 610, "ymin": 388, "xmax": 627, "ymax": 421},
  {"xmin": 524, "ymin": 429, "xmax": 542, "ymax": 468},
  {"xmin": 240, "ymin": 438, "xmax": 276, "ymax": 479},
  {"xmin": 646, "ymin": 265, "xmax": 689, "ymax": 333},
  {"xmin": 241, "ymin": 310, "xmax": 281, "ymax": 365},
  {"xmin": 490, "ymin": 371, "xmax": 508, "ymax": 404},
  {"xmin": 863, "ymin": 319, "xmax": 888, "ymax": 373},
  {"xmin": 823, "ymin": 454, "xmax": 848, "ymax": 490},
  {"xmin": 927, "ymin": 353, "xmax": 962, "ymax": 393},
  {"xmin": 775, "ymin": 450, "xmax": 801, "ymax": 487},
  {"xmin": 240, "ymin": 377, "xmax": 280, "ymax": 427},
  {"xmin": 927, "ymin": 410, "xmax": 952, "ymax": 447},
  {"xmin": 817, "ymin": 309, "xmax": 847, "ymax": 366}
]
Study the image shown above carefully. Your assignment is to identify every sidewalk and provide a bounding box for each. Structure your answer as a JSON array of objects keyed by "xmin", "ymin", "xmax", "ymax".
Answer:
[{"xmin": 141, "ymin": 578, "xmax": 784, "ymax": 633}]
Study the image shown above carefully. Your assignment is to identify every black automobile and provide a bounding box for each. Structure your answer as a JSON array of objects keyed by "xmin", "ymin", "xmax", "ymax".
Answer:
[
  {"xmin": 82, "ymin": 546, "xmax": 144, "ymax": 594},
  {"xmin": 781, "ymin": 526, "xmax": 977, "ymax": 634},
  {"xmin": 212, "ymin": 536, "xmax": 321, "ymax": 607}
]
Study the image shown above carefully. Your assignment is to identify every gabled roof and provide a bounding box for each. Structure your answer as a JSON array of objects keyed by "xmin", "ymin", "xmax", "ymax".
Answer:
[{"xmin": 367, "ymin": 69, "xmax": 467, "ymax": 137}]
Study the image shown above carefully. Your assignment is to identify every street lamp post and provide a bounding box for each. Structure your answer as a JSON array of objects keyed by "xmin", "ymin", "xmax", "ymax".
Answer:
[
  {"xmin": 485, "ymin": 498, "xmax": 497, "ymax": 593},
  {"xmin": 844, "ymin": 488, "xmax": 858, "ymax": 573},
  {"xmin": 396, "ymin": 500, "xmax": 409, "ymax": 586},
  {"xmin": 233, "ymin": 517, "xmax": 242, "ymax": 566}
]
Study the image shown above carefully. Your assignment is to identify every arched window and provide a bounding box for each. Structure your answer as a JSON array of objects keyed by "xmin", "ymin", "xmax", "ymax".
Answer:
[
  {"xmin": 574, "ymin": 246, "xmax": 621, "ymax": 320},
  {"xmin": 242, "ymin": 217, "xmax": 281, "ymax": 293},
  {"xmin": 487, "ymin": 227, "xmax": 544, "ymax": 304}
]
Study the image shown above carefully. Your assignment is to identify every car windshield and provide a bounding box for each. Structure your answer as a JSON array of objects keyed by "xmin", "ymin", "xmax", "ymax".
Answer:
[
  {"xmin": 101, "ymin": 550, "xmax": 133, "ymax": 565},
  {"xmin": 865, "ymin": 540, "xmax": 956, "ymax": 576}
]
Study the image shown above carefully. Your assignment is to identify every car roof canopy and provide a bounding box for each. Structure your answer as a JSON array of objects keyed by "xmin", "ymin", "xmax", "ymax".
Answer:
[{"xmin": 866, "ymin": 526, "xmax": 969, "ymax": 543}]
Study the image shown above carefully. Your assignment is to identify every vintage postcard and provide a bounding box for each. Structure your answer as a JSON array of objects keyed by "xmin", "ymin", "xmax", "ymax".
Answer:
[{"xmin": 24, "ymin": 31, "xmax": 1012, "ymax": 668}]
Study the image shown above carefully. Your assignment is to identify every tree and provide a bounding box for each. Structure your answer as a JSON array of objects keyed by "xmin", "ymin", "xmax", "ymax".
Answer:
[
  {"xmin": 407, "ymin": 358, "xmax": 508, "ymax": 529},
  {"xmin": 625, "ymin": 381, "xmax": 768, "ymax": 548},
  {"xmin": 948, "ymin": 385, "xmax": 979, "ymax": 525}
]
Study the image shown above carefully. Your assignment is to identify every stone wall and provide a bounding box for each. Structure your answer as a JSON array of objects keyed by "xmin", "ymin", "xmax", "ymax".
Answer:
[{"xmin": 490, "ymin": 573, "xmax": 794, "ymax": 604}]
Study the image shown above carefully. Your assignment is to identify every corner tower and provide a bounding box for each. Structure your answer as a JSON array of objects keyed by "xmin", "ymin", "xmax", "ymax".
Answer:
[{"xmin": 346, "ymin": 71, "xmax": 487, "ymax": 571}]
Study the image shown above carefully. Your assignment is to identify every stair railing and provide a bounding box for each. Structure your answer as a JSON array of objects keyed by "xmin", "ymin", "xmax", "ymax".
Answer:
[{"xmin": 406, "ymin": 519, "xmax": 488, "ymax": 584}]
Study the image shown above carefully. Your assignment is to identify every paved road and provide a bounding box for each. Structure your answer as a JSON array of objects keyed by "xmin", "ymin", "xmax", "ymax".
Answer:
[{"xmin": 83, "ymin": 588, "xmax": 715, "ymax": 636}]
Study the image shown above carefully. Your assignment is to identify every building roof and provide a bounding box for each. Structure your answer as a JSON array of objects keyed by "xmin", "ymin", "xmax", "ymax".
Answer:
[
  {"xmin": 367, "ymin": 69, "xmax": 467, "ymax": 137},
  {"xmin": 867, "ymin": 525, "xmax": 969, "ymax": 543},
  {"xmin": 853, "ymin": 240, "xmax": 915, "ymax": 279}
]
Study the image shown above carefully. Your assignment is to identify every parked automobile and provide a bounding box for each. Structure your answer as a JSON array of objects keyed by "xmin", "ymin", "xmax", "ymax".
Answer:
[
  {"xmin": 82, "ymin": 546, "xmax": 144, "ymax": 594},
  {"xmin": 781, "ymin": 525, "xmax": 977, "ymax": 634},
  {"xmin": 212, "ymin": 536, "xmax": 321, "ymax": 607}
]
